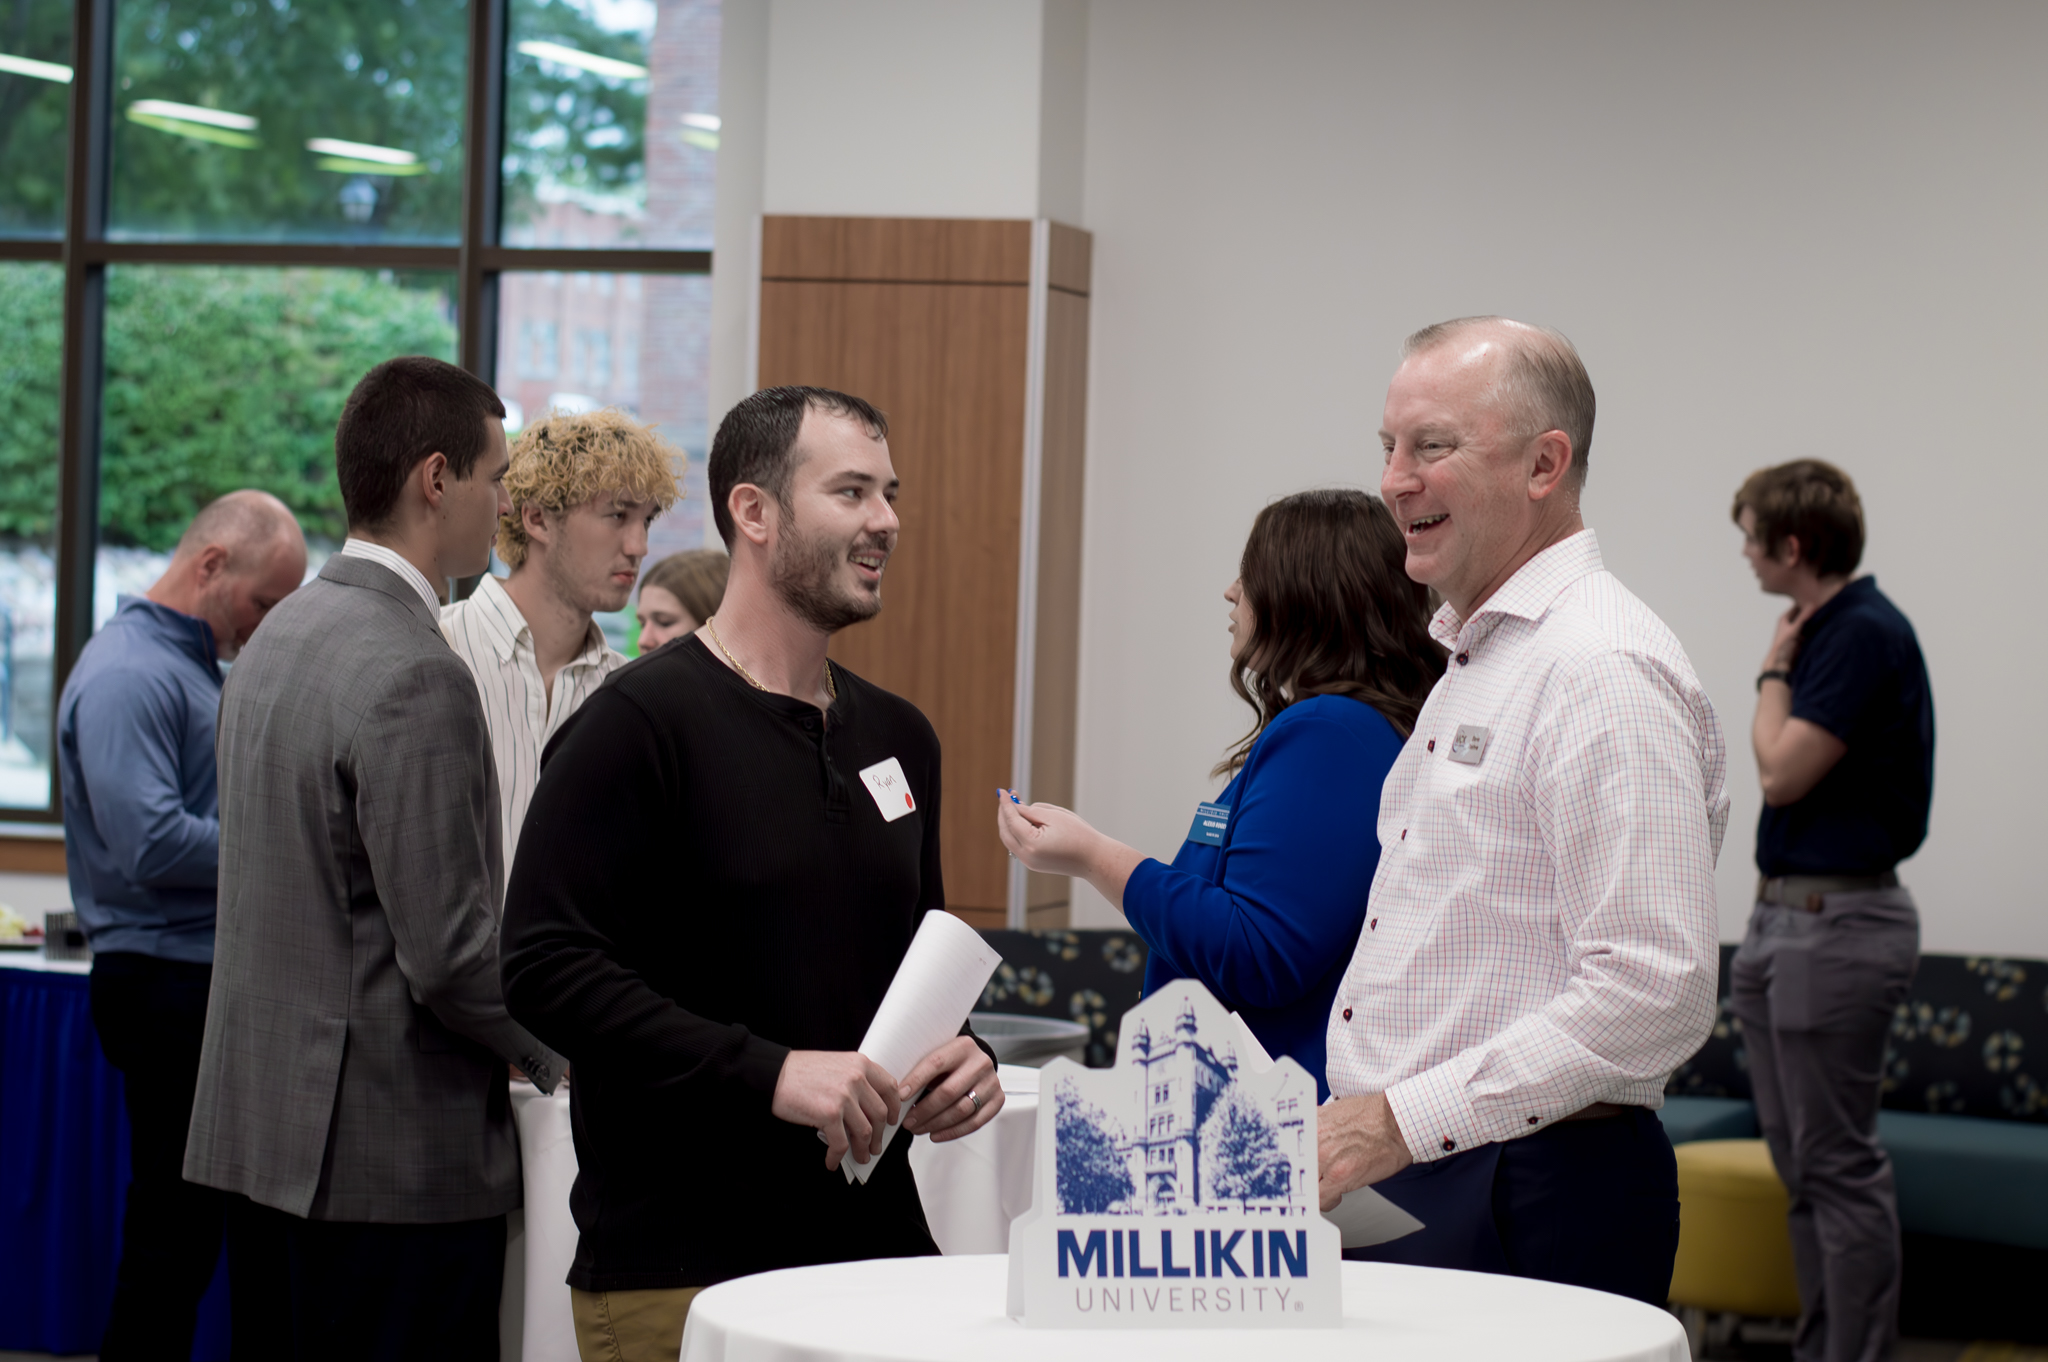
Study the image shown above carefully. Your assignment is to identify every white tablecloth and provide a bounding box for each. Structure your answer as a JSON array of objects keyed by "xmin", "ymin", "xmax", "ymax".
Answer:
[
  {"xmin": 680, "ymin": 1255, "xmax": 1689, "ymax": 1362},
  {"xmin": 504, "ymin": 1081, "xmax": 583, "ymax": 1362},
  {"xmin": 907, "ymin": 1065, "xmax": 1039, "ymax": 1255},
  {"xmin": 503, "ymin": 1064, "xmax": 1044, "ymax": 1361}
]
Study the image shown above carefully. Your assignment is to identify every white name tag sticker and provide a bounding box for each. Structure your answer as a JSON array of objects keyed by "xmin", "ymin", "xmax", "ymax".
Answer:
[
  {"xmin": 1448, "ymin": 724, "xmax": 1491, "ymax": 766},
  {"xmin": 858, "ymin": 757, "xmax": 918, "ymax": 822}
]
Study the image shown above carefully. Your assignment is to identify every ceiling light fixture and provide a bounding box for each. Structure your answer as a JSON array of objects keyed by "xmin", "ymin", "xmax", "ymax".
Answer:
[
  {"xmin": 314, "ymin": 155, "xmax": 428, "ymax": 176},
  {"xmin": 130, "ymin": 98, "xmax": 257, "ymax": 130},
  {"xmin": 516, "ymin": 40, "xmax": 647, "ymax": 80},
  {"xmin": 306, "ymin": 136, "xmax": 419, "ymax": 166},
  {"xmin": 127, "ymin": 98, "xmax": 259, "ymax": 148},
  {"xmin": 0, "ymin": 51, "xmax": 72, "ymax": 83}
]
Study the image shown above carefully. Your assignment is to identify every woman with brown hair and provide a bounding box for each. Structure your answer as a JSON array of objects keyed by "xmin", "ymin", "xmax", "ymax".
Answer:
[
  {"xmin": 998, "ymin": 489, "xmax": 1444, "ymax": 1097},
  {"xmin": 633, "ymin": 548, "xmax": 730, "ymax": 652}
]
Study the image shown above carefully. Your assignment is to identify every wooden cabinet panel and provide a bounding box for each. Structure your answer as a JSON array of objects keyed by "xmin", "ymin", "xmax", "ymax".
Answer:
[
  {"xmin": 0, "ymin": 836, "xmax": 65, "ymax": 874},
  {"xmin": 759, "ymin": 278, "xmax": 1030, "ymax": 915},
  {"xmin": 757, "ymin": 215, "xmax": 1090, "ymax": 931},
  {"xmin": 763, "ymin": 217, "xmax": 1032, "ymax": 285}
]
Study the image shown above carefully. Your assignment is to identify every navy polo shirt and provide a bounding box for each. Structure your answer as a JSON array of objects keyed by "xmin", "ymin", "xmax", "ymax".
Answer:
[{"xmin": 1756, "ymin": 577, "xmax": 1934, "ymax": 876}]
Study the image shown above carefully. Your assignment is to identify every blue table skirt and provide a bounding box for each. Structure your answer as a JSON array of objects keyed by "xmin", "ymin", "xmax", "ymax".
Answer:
[{"xmin": 1, "ymin": 962, "xmax": 229, "ymax": 1358}]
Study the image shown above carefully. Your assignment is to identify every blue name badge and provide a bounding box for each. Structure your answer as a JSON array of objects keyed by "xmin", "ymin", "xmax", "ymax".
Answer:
[{"xmin": 1186, "ymin": 801, "xmax": 1231, "ymax": 846}]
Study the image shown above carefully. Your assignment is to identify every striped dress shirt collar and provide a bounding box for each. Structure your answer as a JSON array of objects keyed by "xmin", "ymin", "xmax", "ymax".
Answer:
[
  {"xmin": 458, "ymin": 572, "xmax": 612, "ymax": 670},
  {"xmin": 439, "ymin": 573, "xmax": 622, "ymax": 863}
]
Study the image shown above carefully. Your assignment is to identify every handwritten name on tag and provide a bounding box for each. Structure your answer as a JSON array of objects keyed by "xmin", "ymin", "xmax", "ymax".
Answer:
[{"xmin": 858, "ymin": 757, "xmax": 917, "ymax": 822}]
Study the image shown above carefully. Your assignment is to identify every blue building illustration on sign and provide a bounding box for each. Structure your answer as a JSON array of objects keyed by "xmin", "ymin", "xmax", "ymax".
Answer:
[
  {"xmin": 1056, "ymin": 994, "xmax": 1311, "ymax": 1216},
  {"xmin": 1009, "ymin": 979, "xmax": 1343, "ymax": 1327}
]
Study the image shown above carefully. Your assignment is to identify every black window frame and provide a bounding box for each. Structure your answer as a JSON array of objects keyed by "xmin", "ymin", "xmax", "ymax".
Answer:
[{"xmin": 0, "ymin": 0, "xmax": 712, "ymax": 823}]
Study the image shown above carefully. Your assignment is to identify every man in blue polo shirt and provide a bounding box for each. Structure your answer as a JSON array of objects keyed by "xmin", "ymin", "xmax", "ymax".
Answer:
[
  {"xmin": 57, "ymin": 490, "xmax": 304, "ymax": 1361},
  {"xmin": 1729, "ymin": 459, "xmax": 1932, "ymax": 1362}
]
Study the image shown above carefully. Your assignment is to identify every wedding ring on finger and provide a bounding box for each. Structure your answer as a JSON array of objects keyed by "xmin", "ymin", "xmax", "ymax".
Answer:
[{"xmin": 969, "ymin": 1089, "xmax": 981, "ymax": 1115}]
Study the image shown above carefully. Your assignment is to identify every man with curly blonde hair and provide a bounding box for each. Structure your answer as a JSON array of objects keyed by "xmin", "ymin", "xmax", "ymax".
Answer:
[{"xmin": 442, "ymin": 406, "xmax": 679, "ymax": 862}]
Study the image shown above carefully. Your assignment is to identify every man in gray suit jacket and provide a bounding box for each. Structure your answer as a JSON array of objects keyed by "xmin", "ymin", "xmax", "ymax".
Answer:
[{"xmin": 187, "ymin": 356, "xmax": 564, "ymax": 1361}]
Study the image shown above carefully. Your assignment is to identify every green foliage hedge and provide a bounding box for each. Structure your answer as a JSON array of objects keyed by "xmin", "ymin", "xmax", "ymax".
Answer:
[{"xmin": 0, "ymin": 263, "xmax": 455, "ymax": 550}]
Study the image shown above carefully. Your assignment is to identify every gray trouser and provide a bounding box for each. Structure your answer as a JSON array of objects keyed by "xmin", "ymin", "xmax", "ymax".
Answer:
[{"xmin": 1729, "ymin": 887, "xmax": 1919, "ymax": 1362}]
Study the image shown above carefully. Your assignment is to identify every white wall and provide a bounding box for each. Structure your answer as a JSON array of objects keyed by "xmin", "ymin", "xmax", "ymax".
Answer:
[
  {"xmin": 0, "ymin": 871, "xmax": 70, "ymax": 922},
  {"xmin": 707, "ymin": 0, "xmax": 769, "ymax": 426},
  {"xmin": 761, "ymin": 0, "xmax": 1049, "ymax": 219},
  {"xmin": 709, "ymin": 0, "xmax": 1088, "ymax": 419},
  {"xmin": 1069, "ymin": 0, "xmax": 2048, "ymax": 955}
]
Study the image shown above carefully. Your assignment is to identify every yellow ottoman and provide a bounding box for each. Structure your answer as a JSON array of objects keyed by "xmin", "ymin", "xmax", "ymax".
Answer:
[{"xmin": 1669, "ymin": 1139, "xmax": 1802, "ymax": 1317}]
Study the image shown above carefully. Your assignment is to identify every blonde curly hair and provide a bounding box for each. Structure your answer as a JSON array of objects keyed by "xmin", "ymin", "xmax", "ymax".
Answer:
[{"xmin": 498, "ymin": 407, "xmax": 682, "ymax": 570}]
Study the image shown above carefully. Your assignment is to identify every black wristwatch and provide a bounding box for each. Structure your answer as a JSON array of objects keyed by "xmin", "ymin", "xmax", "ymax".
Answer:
[{"xmin": 1756, "ymin": 669, "xmax": 1792, "ymax": 692}]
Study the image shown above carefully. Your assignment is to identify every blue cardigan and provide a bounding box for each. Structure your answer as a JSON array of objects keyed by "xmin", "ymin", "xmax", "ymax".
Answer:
[{"xmin": 1123, "ymin": 694, "xmax": 1404, "ymax": 1100}]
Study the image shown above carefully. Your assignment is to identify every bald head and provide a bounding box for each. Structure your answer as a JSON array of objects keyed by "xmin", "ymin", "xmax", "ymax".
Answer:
[
  {"xmin": 175, "ymin": 489, "xmax": 303, "ymax": 563},
  {"xmin": 149, "ymin": 490, "xmax": 308, "ymax": 659},
  {"xmin": 1402, "ymin": 317, "xmax": 1595, "ymax": 489}
]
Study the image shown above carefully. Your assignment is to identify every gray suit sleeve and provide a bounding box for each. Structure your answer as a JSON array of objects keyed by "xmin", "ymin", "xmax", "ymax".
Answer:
[{"xmin": 352, "ymin": 650, "xmax": 566, "ymax": 1092}]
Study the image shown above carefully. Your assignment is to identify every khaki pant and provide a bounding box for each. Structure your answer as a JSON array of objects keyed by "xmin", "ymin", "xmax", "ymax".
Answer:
[{"xmin": 571, "ymin": 1285, "xmax": 704, "ymax": 1362}]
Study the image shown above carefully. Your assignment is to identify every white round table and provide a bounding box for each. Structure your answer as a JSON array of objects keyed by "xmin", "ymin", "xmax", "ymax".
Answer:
[{"xmin": 680, "ymin": 1255, "xmax": 1687, "ymax": 1362}]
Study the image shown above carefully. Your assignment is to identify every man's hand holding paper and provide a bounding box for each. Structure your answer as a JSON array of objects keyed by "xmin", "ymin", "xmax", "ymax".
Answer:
[
  {"xmin": 771, "ymin": 1050, "xmax": 905, "ymax": 1172},
  {"xmin": 1316, "ymin": 1090, "xmax": 1414, "ymax": 1211},
  {"xmin": 898, "ymin": 1035, "xmax": 1003, "ymax": 1143}
]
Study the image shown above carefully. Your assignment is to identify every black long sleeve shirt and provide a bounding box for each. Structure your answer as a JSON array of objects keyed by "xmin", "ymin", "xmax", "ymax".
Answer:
[{"xmin": 502, "ymin": 635, "xmax": 955, "ymax": 1290}]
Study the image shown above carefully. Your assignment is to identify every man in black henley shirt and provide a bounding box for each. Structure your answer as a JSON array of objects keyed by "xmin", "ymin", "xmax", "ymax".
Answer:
[{"xmin": 503, "ymin": 387, "xmax": 1003, "ymax": 1361}]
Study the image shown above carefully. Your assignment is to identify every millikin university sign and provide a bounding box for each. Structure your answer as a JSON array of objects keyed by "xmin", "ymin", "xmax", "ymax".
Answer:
[{"xmin": 1006, "ymin": 982, "xmax": 1343, "ymax": 1327}]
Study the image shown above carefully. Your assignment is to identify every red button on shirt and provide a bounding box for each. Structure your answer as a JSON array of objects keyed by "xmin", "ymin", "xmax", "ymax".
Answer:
[{"xmin": 1342, "ymin": 1008, "xmax": 1353, "ymax": 1022}]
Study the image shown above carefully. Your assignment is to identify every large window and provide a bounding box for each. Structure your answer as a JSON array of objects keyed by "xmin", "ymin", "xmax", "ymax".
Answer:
[{"xmin": 0, "ymin": 0, "xmax": 718, "ymax": 818}]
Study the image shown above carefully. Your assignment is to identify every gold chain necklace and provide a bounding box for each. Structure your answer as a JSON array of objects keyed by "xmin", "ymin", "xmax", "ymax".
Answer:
[{"xmin": 705, "ymin": 616, "xmax": 837, "ymax": 701}]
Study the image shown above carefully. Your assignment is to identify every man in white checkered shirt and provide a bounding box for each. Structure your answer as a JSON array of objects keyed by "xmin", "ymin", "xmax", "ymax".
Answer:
[{"xmin": 1318, "ymin": 317, "xmax": 1730, "ymax": 1304}]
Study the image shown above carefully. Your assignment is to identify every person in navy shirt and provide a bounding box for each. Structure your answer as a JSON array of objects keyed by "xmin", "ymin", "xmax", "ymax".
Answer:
[
  {"xmin": 1730, "ymin": 459, "xmax": 1932, "ymax": 1362},
  {"xmin": 57, "ymin": 490, "xmax": 304, "ymax": 1361},
  {"xmin": 998, "ymin": 490, "xmax": 1444, "ymax": 1097}
]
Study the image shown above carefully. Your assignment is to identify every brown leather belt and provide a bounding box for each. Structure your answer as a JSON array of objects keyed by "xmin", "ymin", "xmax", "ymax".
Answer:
[
  {"xmin": 1560, "ymin": 1102, "xmax": 1629, "ymax": 1122},
  {"xmin": 1757, "ymin": 871, "xmax": 1898, "ymax": 913}
]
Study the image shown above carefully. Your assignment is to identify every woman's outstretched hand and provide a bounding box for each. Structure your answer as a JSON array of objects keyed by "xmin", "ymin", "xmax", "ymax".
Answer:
[{"xmin": 995, "ymin": 790, "xmax": 1147, "ymax": 909}]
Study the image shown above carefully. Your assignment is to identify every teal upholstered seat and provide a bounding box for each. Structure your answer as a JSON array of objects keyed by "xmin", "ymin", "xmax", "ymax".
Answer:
[
  {"xmin": 1878, "ymin": 1110, "xmax": 2048, "ymax": 1251},
  {"xmin": 1659, "ymin": 1099, "xmax": 2048, "ymax": 1250},
  {"xmin": 1660, "ymin": 1095, "xmax": 1760, "ymax": 1146}
]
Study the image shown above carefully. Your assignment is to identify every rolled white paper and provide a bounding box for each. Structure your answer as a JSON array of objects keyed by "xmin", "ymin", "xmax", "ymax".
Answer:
[{"xmin": 842, "ymin": 911, "xmax": 1003, "ymax": 1184}]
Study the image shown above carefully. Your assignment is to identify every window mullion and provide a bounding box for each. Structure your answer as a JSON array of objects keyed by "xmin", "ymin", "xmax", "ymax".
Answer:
[
  {"xmin": 48, "ymin": 0, "xmax": 114, "ymax": 819},
  {"xmin": 458, "ymin": 0, "xmax": 507, "ymax": 379}
]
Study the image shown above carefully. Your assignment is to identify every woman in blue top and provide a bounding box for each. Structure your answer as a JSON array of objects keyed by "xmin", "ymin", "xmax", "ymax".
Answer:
[{"xmin": 997, "ymin": 490, "xmax": 1444, "ymax": 1098}]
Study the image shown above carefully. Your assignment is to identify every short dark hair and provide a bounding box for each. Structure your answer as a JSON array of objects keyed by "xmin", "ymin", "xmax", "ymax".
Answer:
[
  {"xmin": 1217, "ymin": 489, "xmax": 1448, "ymax": 776},
  {"xmin": 335, "ymin": 356, "xmax": 506, "ymax": 531},
  {"xmin": 1731, "ymin": 459, "xmax": 1865, "ymax": 577},
  {"xmin": 707, "ymin": 386, "xmax": 889, "ymax": 549}
]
